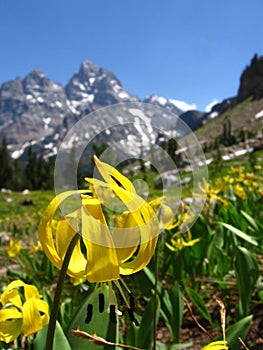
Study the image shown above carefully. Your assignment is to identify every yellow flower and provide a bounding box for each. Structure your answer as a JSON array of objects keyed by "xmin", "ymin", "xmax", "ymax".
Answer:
[
  {"xmin": 201, "ymin": 340, "xmax": 228, "ymax": 350},
  {"xmin": 223, "ymin": 175, "xmax": 234, "ymax": 184},
  {"xmin": 39, "ymin": 156, "xmax": 172, "ymax": 323},
  {"xmin": 230, "ymin": 166, "xmax": 245, "ymax": 174},
  {"xmin": 199, "ymin": 178, "xmax": 228, "ymax": 207},
  {"xmin": 0, "ymin": 280, "xmax": 49, "ymax": 343},
  {"xmin": 234, "ymin": 184, "xmax": 246, "ymax": 199},
  {"xmin": 30, "ymin": 240, "xmax": 43, "ymax": 254},
  {"xmin": 6, "ymin": 239, "xmax": 22, "ymax": 258},
  {"xmin": 165, "ymin": 230, "xmax": 200, "ymax": 251}
]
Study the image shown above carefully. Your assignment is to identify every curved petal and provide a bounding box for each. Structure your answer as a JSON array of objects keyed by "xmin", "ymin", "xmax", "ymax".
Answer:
[
  {"xmin": 56, "ymin": 217, "xmax": 87, "ymax": 278},
  {"xmin": 1, "ymin": 289, "xmax": 22, "ymax": 309},
  {"xmin": 92, "ymin": 156, "xmax": 136, "ymax": 193},
  {"xmin": 0, "ymin": 280, "xmax": 40, "ymax": 307},
  {"xmin": 81, "ymin": 198, "xmax": 120, "ymax": 282},
  {"xmin": 38, "ymin": 190, "xmax": 89, "ymax": 271},
  {"xmin": 112, "ymin": 211, "xmax": 140, "ymax": 262},
  {"xmin": 22, "ymin": 297, "xmax": 49, "ymax": 336},
  {"xmin": 119, "ymin": 236, "xmax": 158, "ymax": 275},
  {"xmin": 0, "ymin": 308, "xmax": 23, "ymax": 343}
]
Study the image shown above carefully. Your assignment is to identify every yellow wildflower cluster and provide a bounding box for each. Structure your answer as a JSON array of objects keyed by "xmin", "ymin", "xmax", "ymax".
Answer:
[{"xmin": 226, "ymin": 166, "xmax": 263, "ymax": 199}]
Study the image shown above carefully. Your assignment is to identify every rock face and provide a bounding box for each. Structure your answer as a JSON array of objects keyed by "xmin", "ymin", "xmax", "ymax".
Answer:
[
  {"xmin": 3, "ymin": 54, "xmax": 262, "ymax": 160},
  {"xmin": 0, "ymin": 70, "xmax": 70, "ymax": 153},
  {"xmin": 0, "ymin": 60, "xmax": 190, "ymax": 159},
  {"xmin": 65, "ymin": 61, "xmax": 139, "ymax": 112},
  {"xmin": 237, "ymin": 54, "xmax": 263, "ymax": 102}
]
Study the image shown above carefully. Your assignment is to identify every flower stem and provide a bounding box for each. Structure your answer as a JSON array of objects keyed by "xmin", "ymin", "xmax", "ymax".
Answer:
[
  {"xmin": 153, "ymin": 243, "xmax": 159, "ymax": 350},
  {"xmin": 45, "ymin": 233, "xmax": 80, "ymax": 350}
]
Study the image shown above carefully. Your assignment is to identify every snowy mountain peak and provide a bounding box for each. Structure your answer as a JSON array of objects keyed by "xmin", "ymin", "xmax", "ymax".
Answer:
[
  {"xmin": 0, "ymin": 60, "xmax": 208, "ymax": 161},
  {"xmin": 65, "ymin": 60, "xmax": 138, "ymax": 109}
]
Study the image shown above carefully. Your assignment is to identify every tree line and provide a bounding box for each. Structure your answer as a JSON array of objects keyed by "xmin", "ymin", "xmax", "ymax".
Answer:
[{"xmin": 0, "ymin": 138, "xmax": 55, "ymax": 191}]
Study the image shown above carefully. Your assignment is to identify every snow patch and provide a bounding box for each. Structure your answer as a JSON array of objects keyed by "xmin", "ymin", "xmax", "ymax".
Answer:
[
  {"xmin": 43, "ymin": 117, "xmax": 51, "ymax": 125},
  {"xmin": 129, "ymin": 108, "xmax": 151, "ymax": 124},
  {"xmin": 87, "ymin": 94, "xmax": 94, "ymax": 103},
  {"xmin": 55, "ymin": 101, "xmax": 62, "ymax": 108},
  {"xmin": 255, "ymin": 110, "xmax": 263, "ymax": 119},
  {"xmin": 11, "ymin": 149, "xmax": 23, "ymax": 159},
  {"xmin": 205, "ymin": 99, "xmax": 220, "ymax": 112},
  {"xmin": 118, "ymin": 92, "xmax": 129, "ymax": 99},
  {"xmin": 209, "ymin": 111, "xmax": 219, "ymax": 119},
  {"xmin": 66, "ymin": 100, "xmax": 81, "ymax": 115},
  {"xmin": 169, "ymin": 99, "xmax": 197, "ymax": 112},
  {"xmin": 158, "ymin": 97, "xmax": 167, "ymax": 105},
  {"xmin": 44, "ymin": 142, "xmax": 54, "ymax": 149},
  {"xmin": 89, "ymin": 77, "xmax": 95, "ymax": 84}
]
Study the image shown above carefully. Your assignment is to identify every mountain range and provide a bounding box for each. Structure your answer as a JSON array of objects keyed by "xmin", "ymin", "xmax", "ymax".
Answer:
[{"xmin": 0, "ymin": 55, "xmax": 263, "ymax": 162}]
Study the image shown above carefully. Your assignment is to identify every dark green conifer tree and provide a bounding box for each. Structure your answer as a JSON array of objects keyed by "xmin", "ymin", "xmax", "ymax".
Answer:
[
  {"xmin": 24, "ymin": 146, "xmax": 38, "ymax": 190},
  {"xmin": 0, "ymin": 138, "xmax": 13, "ymax": 189}
]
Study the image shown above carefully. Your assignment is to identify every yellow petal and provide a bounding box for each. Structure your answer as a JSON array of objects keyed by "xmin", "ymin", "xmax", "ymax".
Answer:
[
  {"xmin": 22, "ymin": 297, "xmax": 49, "ymax": 336},
  {"xmin": 38, "ymin": 190, "xmax": 89, "ymax": 271},
  {"xmin": 119, "ymin": 237, "xmax": 158, "ymax": 275},
  {"xmin": 112, "ymin": 211, "xmax": 140, "ymax": 262},
  {"xmin": 56, "ymin": 217, "xmax": 87, "ymax": 278},
  {"xmin": 92, "ymin": 156, "xmax": 136, "ymax": 193},
  {"xmin": 1, "ymin": 289, "xmax": 22, "ymax": 309},
  {"xmin": 81, "ymin": 199, "xmax": 120, "ymax": 282},
  {"xmin": 201, "ymin": 340, "xmax": 228, "ymax": 350},
  {"xmin": 0, "ymin": 308, "xmax": 23, "ymax": 343},
  {"xmin": 165, "ymin": 242, "xmax": 178, "ymax": 252},
  {"xmin": 1, "ymin": 279, "xmax": 41, "ymax": 304}
]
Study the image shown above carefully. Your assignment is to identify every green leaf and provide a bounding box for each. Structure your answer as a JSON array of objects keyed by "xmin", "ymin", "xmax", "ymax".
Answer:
[
  {"xmin": 240, "ymin": 210, "xmax": 259, "ymax": 232},
  {"xmin": 234, "ymin": 246, "xmax": 259, "ymax": 318},
  {"xmin": 226, "ymin": 315, "xmax": 253, "ymax": 350},
  {"xmin": 33, "ymin": 321, "xmax": 71, "ymax": 350},
  {"xmin": 220, "ymin": 223, "xmax": 258, "ymax": 246},
  {"xmin": 66, "ymin": 284, "xmax": 118, "ymax": 350},
  {"xmin": 160, "ymin": 282, "xmax": 184, "ymax": 343},
  {"xmin": 170, "ymin": 342, "xmax": 193, "ymax": 349},
  {"xmin": 137, "ymin": 294, "xmax": 160, "ymax": 349},
  {"xmin": 156, "ymin": 340, "xmax": 167, "ymax": 350},
  {"xmin": 185, "ymin": 287, "xmax": 212, "ymax": 324}
]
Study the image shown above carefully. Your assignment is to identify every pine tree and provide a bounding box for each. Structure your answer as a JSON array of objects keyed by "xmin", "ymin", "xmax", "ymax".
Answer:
[
  {"xmin": 0, "ymin": 138, "xmax": 13, "ymax": 189},
  {"xmin": 24, "ymin": 146, "xmax": 38, "ymax": 190},
  {"xmin": 12, "ymin": 158, "xmax": 24, "ymax": 191}
]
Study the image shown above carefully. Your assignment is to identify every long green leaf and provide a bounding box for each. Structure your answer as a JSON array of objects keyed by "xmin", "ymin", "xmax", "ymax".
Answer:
[
  {"xmin": 185, "ymin": 287, "xmax": 212, "ymax": 324},
  {"xmin": 137, "ymin": 294, "xmax": 160, "ymax": 349},
  {"xmin": 234, "ymin": 246, "xmax": 259, "ymax": 318},
  {"xmin": 160, "ymin": 282, "xmax": 184, "ymax": 343},
  {"xmin": 220, "ymin": 223, "xmax": 258, "ymax": 246},
  {"xmin": 240, "ymin": 210, "xmax": 259, "ymax": 232},
  {"xmin": 226, "ymin": 315, "xmax": 253, "ymax": 350}
]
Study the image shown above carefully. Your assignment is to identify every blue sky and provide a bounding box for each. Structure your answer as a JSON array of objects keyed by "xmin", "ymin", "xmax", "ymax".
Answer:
[{"xmin": 0, "ymin": 0, "xmax": 262, "ymax": 111}]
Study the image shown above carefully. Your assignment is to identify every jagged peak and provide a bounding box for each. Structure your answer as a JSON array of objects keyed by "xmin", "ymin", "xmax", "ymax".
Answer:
[{"xmin": 79, "ymin": 60, "xmax": 100, "ymax": 77}]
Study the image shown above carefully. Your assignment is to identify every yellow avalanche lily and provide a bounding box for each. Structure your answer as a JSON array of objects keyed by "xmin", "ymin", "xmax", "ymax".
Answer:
[
  {"xmin": 201, "ymin": 340, "xmax": 228, "ymax": 350},
  {"xmin": 39, "ymin": 156, "xmax": 172, "ymax": 284},
  {"xmin": 0, "ymin": 280, "xmax": 49, "ymax": 343},
  {"xmin": 6, "ymin": 239, "xmax": 22, "ymax": 258}
]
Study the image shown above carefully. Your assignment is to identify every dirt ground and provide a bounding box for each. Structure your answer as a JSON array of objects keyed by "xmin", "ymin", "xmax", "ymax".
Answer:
[{"xmin": 156, "ymin": 297, "xmax": 263, "ymax": 349}]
